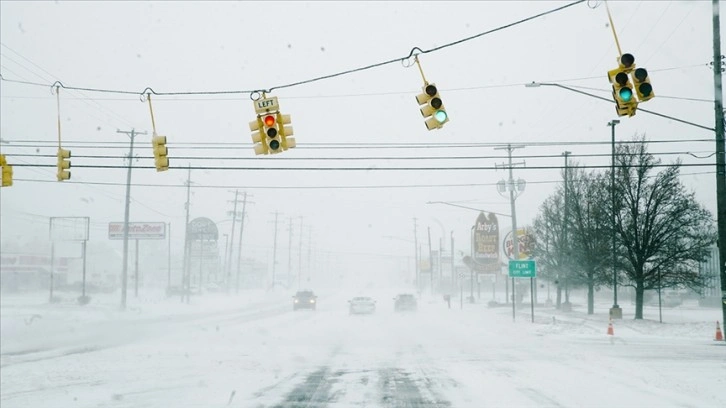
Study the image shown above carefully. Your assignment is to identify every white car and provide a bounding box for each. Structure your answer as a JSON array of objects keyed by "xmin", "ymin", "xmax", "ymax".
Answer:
[{"xmin": 348, "ymin": 296, "xmax": 376, "ymax": 315}]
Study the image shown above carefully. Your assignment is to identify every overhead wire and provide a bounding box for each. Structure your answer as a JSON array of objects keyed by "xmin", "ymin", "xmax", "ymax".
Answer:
[
  {"xmin": 0, "ymin": 1, "xmax": 585, "ymax": 97},
  {"xmin": 12, "ymin": 170, "xmax": 716, "ymax": 190},
  {"xmin": 3, "ymin": 150, "xmax": 715, "ymax": 161}
]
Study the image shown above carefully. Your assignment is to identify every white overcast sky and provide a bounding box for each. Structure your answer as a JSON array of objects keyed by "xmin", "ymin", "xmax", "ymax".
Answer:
[{"xmin": 0, "ymin": 1, "xmax": 720, "ymax": 277}]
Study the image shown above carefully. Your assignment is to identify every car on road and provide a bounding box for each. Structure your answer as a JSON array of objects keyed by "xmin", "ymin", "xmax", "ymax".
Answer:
[
  {"xmin": 293, "ymin": 290, "xmax": 317, "ymax": 311},
  {"xmin": 393, "ymin": 294, "xmax": 417, "ymax": 312},
  {"xmin": 348, "ymin": 296, "xmax": 376, "ymax": 315}
]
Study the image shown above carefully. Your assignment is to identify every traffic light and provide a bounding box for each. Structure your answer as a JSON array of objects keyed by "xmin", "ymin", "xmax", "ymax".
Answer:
[
  {"xmin": 416, "ymin": 83, "xmax": 449, "ymax": 130},
  {"xmin": 56, "ymin": 148, "xmax": 71, "ymax": 181},
  {"xmin": 608, "ymin": 53, "xmax": 637, "ymax": 117},
  {"xmin": 632, "ymin": 67, "xmax": 654, "ymax": 102},
  {"xmin": 262, "ymin": 114, "xmax": 283, "ymax": 154},
  {"xmin": 151, "ymin": 135, "xmax": 169, "ymax": 172},
  {"xmin": 0, "ymin": 154, "xmax": 12, "ymax": 187},
  {"xmin": 249, "ymin": 116, "xmax": 268, "ymax": 155},
  {"xmin": 278, "ymin": 113, "xmax": 296, "ymax": 150}
]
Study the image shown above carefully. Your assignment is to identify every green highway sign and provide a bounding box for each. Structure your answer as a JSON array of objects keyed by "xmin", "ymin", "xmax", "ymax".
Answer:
[{"xmin": 508, "ymin": 260, "xmax": 536, "ymax": 278}]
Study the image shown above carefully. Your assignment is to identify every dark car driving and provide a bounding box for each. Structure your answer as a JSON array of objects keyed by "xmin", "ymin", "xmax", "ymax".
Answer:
[
  {"xmin": 394, "ymin": 293, "xmax": 417, "ymax": 312},
  {"xmin": 293, "ymin": 290, "xmax": 317, "ymax": 311}
]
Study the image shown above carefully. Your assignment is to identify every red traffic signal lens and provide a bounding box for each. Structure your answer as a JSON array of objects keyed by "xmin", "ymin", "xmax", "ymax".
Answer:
[{"xmin": 264, "ymin": 115, "xmax": 276, "ymax": 127}]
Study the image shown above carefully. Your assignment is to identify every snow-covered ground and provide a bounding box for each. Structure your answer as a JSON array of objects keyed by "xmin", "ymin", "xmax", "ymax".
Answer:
[{"xmin": 1, "ymin": 288, "xmax": 724, "ymax": 407}]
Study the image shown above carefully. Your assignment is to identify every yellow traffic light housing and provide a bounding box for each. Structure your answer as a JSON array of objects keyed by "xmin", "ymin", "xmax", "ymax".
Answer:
[
  {"xmin": 1, "ymin": 154, "xmax": 12, "ymax": 187},
  {"xmin": 416, "ymin": 83, "xmax": 449, "ymax": 130},
  {"xmin": 250, "ymin": 95, "xmax": 296, "ymax": 155},
  {"xmin": 152, "ymin": 135, "xmax": 169, "ymax": 172},
  {"xmin": 632, "ymin": 67, "xmax": 654, "ymax": 102},
  {"xmin": 279, "ymin": 113, "xmax": 296, "ymax": 150},
  {"xmin": 607, "ymin": 53, "xmax": 638, "ymax": 117},
  {"xmin": 56, "ymin": 148, "xmax": 71, "ymax": 181}
]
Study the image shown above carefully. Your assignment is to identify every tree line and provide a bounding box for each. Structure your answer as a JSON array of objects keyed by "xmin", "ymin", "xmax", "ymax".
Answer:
[{"xmin": 531, "ymin": 135, "xmax": 716, "ymax": 319}]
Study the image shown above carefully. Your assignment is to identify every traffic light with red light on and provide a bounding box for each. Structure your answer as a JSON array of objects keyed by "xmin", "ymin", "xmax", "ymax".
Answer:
[
  {"xmin": 1, "ymin": 154, "xmax": 12, "ymax": 187},
  {"xmin": 152, "ymin": 135, "xmax": 169, "ymax": 172},
  {"xmin": 56, "ymin": 148, "xmax": 71, "ymax": 181},
  {"xmin": 416, "ymin": 83, "xmax": 449, "ymax": 130},
  {"xmin": 262, "ymin": 114, "xmax": 282, "ymax": 153}
]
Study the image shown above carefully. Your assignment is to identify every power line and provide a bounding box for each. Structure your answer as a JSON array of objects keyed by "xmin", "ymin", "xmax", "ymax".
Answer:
[
  {"xmin": 12, "ymin": 170, "xmax": 715, "ymax": 190},
  {"xmin": 1, "ymin": 138, "xmax": 715, "ymax": 149},
  {"xmin": 0, "ymin": 63, "xmax": 708, "ymax": 102},
  {"xmin": 4, "ymin": 150, "xmax": 715, "ymax": 161},
  {"xmin": 0, "ymin": 1, "xmax": 585, "ymax": 97},
  {"xmin": 9, "ymin": 162, "xmax": 715, "ymax": 171}
]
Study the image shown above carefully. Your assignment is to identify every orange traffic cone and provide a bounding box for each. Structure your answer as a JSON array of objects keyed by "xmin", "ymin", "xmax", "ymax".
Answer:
[
  {"xmin": 716, "ymin": 321, "xmax": 723, "ymax": 341},
  {"xmin": 607, "ymin": 318, "xmax": 614, "ymax": 336}
]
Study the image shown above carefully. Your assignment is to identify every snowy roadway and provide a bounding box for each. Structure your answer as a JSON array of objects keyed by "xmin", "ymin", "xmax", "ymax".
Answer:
[{"xmin": 1, "ymin": 290, "xmax": 724, "ymax": 408}]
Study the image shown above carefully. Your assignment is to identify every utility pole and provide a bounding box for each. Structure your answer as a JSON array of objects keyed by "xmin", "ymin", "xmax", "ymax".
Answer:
[
  {"xmin": 226, "ymin": 190, "xmax": 239, "ymax": 292},
  {"xmin": 562, "ymin": 151, "xmax": 571, "ymax": 310},
  {"xmin": 413, "ymin": 218, "xmax": 420, "ymax": 294},
  {"xmin": 495, "ymin": 144, "xmax": 526, "ymax": 322},
  {"xmin": 117, "ymin": 128, "xmax": 146, "ymax": 309},
  {"xmin": 711, "ymin": 0, "xmax": 726, "ymax": 336},
  {"xmin": 182, "ymin": 165, "xmax": 191, "ymax": 304},
  {"xmin": 607, "ymin": 119, "xmax": 622, "ymax": 319},
  {"xmin": 450, "ymin": 231, "xmax": 455, "ymax": 289},
  {"xmin": 235, "ymin": 192, "xmax": 249, "ymax": 294},
  {"xmin": 167, "ymin": 222, "xmax": 171, "ymax": 291},
  {"xmin": 271, "ymin": 212, "xmax": 280, "ymax": 291},
  {"xmin": 298, "ymin": 216, "xmax": 304, "ymax": 289},
  {"xmin": 306, "ymin": 226, "xmax": 313, "ymax": 284},
  {"xmin": 287, "ymin": 217, "xmax": 294, "ymax": 289},
  {"xmin": 428, "ymin": 227, "xmax": 434, "ymax": 295}
]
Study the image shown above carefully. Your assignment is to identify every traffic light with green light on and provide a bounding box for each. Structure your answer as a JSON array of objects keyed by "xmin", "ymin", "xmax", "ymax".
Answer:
[
  {"xmin": 152, "ymin": 135, "xmax": 169, "ymax": 172},
  {"xmin": 416, "ymin": 83, "xmax": 449, "ymax": 130},
  {"xmin": 56, "ymin": 148, "xmax": 71, "ymax": 181}
]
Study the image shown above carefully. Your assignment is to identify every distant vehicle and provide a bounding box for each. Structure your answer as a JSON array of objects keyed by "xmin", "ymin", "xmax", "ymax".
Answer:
[
  {"xmin": 348, "ymin": 296, "xmax": 376, "ymax": 315},
  {"xmin": 393, "ymin": 294, "xmax": 417, "ymax": 312},
  {"xmin": 293, "ymin": 290, "xmax": 317, "ymax": 311}
]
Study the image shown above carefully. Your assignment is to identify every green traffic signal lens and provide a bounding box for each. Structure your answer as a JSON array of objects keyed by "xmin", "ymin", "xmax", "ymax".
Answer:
[
  {"xmin": 434, "ymin": 110, "xmax": 447, "ymax": 123},
  {"xmin": 269, "ymin": 140, "xmax": 280, "ymax": 150},
  {"xmin": 619, "ymin": 88, "xmax": 633, "ymax": 102}
]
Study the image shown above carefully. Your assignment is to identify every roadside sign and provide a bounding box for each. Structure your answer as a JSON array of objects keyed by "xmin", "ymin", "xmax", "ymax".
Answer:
[{"xmin": 508, "ymin": 260, "xmax": 536, "ymax": 278}]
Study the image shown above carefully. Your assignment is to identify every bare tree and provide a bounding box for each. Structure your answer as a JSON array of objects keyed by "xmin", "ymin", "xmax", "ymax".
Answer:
[
  {"xmin": 531, "ymin": 186, "xmax": 567, "ymax": 309},
  {"xmin": 566, "ymin": 167, "xmax": 611, "ymax": 314},
  {"xmin": 612, "ymin": 137, "xmax": 716, "ymax": 319}
]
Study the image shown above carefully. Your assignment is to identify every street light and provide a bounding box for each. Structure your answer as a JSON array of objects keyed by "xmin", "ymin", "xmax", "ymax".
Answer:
[{"xmin": 608, "ymin": 119, "xmax": 622, "ymax": 319}]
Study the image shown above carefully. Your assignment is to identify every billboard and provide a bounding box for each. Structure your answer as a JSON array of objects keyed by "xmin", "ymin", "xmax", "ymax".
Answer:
[
  {"xmin": 108, "ymin": 222, "xmax": 166, "ymax": 240},
  {"xmin": 474, "ymin": 212, "xmax": 499, "ymax": 261},
  {"xmin": 503, "ymin": 228, "xmax": 534, "ymax": 260}
]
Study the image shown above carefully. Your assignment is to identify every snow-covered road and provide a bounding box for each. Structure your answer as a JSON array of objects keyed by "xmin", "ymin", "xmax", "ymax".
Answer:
[{"xmin": 1, "ymin": 291, "xmax": 724, "ymax": 408}]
